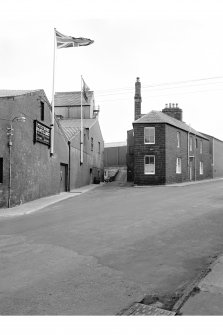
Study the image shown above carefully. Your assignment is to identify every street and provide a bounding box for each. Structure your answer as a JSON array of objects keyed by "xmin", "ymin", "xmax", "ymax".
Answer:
[{"xmin": 1, "ymin": 180, "xmax": 223, "ymax": 315}]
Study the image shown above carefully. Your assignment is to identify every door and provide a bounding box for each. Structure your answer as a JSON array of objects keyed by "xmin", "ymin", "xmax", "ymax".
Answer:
[
  {"xmin": 60, "ymin": 164, "xmax": 67, "ymax": 192},
  {"xmin": 189, "ymin": 157, "xmax": 194, "ymax": 181}
]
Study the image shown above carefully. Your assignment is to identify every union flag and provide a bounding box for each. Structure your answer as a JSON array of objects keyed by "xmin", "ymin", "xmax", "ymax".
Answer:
[
  {"xmin": 82, "ymin": 78, "xmax": 90, "ymax": 102},
  {"xmin": 55, "ymin": 30, "xmax": 94, "ymax": 49}
]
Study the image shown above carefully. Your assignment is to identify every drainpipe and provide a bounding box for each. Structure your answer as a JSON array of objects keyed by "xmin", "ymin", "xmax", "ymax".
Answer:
[
  {"xmin": 8, "ymin": 135, "xmax": 12, "ymax": 208},
  {"xmin": 194, "ymin": 135, "xmax": 196, "ymax": 181},
  {"xmin": 187, "ymin": 131, "xmax": 190, "ymax": 181},
  {"xmin": 68, "ymin": 141, "xmax": 71, "ymax": 192},
  {"xmin": 212, "ymin": 138, "xmax": 214, "ymax": 178}
]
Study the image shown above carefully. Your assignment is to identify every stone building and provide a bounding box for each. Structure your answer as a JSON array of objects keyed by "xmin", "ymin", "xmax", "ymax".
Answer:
[
  {"xmin": 0, "ymin": 89, "xmax": 104, "ymax": 208},
  {"xmin": 55, "ymin": 91, "xmax": 104, "ymax": 187},
  {"xmin": 127, "ymin": 78, "xmax": 223, "ymax": 185},
  {"xmin": 0, "ymin": 90, "xmax": 68, "ymax": 208}
]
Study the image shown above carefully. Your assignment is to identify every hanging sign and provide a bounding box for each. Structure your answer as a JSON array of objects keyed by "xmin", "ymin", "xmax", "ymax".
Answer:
[{"xmin": 34, "ymin": 120, "xmax": 51, "ymax": 147}]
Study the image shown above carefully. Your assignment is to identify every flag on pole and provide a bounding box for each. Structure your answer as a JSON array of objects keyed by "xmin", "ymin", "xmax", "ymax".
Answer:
[
  {"xmin": 82, "ymin": 78, "xmax": 90, "ymax": 102},
  {"xmin": 50, "ymin": 28, "xmax": 94, "ymax": 156},
  {"xmin": 55, "ymin": 30, "xmax": 94, "ymax": 49}
]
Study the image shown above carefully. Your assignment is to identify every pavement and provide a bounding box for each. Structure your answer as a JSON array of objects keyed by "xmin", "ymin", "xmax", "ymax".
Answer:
[
  {"xmin": 0, "ymin": 183, "xmax": 103, "ymax": 217},
  {"xmin": 178, "ymin": 253, "xmax": 223, "ymax": 315}
]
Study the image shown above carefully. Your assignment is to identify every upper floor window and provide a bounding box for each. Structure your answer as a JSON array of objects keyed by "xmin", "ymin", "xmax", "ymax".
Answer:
[
  {"xmin": 0, "ymin": 157, "xmax": 3, "ymax": 183},
  {"xmin": 144, "ymin": 127, "xmax": 155, "ymax": 144},
  {"xmin": 177, "ymin": 132, "xmax": 181, "ymax": 148},
  {"xmin": 40, "ymin": 101, "xmax": 44, "ymax": 121},
  {"xmin": 144, "ymin": 155, "xmax": 155, "ymax": 174},
  {"xmin": 98, "ymin": 142, "xmax": 101, "ymax": 154},
  {"xmin": 200, "ymin": 140, "xmax": 203, "ymax": 154},
  {"xmin": 176, "ymin": 157, "xmax": 182, "ymax": 174},
  {"xmin": 196, "ymin": 138, "xmax": 198, "ymax": 149},
  {"xmin": 189, "ymin": 135, "xmax": 193, "ymax": 151}
]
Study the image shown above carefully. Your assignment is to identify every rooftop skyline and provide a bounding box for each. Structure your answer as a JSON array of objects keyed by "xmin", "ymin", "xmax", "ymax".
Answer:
[{"xmin": 1, "ymin": 0, "xmax": 223, "ymax": 142}]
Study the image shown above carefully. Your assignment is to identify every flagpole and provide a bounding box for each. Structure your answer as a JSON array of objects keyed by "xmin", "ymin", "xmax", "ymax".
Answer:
[
  {"xmin": 80, "ymin": 75, "xmax": 83, "ymax": 164},
  {"xmin": 51, "ymin": 28, "xmax": 56, "ymax": 156}
]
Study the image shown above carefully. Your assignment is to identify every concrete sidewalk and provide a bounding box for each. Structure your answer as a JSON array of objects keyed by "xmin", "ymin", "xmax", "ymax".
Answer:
[
  {"xmin": 179, "ymin": 254, "xmax": 223, "ymax": 315},
  {"xmin": 167, "ymin": 177, "xmax": 223, "ymax": 187},
  {"xmin": 0, "ymin": 183, "xmax": 103, "ymax": 217},
  {"xmin": 134, "ymin": 177, "xmax": 223, "ymax": 188}
]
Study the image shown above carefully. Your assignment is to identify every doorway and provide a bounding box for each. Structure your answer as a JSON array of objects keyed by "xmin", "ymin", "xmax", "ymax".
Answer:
[
  {"xmin": 60, "ymin": 163, "xmax": 68, "ymax": 192},
  {"xmin": 189, "ymin": 157, "xmax": 194, "ymax": 181}
]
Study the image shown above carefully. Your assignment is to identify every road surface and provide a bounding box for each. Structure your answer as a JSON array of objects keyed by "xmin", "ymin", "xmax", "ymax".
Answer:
[{"xmin": 1, "ymin": 180, "xmax": 223, "ymax": 315}]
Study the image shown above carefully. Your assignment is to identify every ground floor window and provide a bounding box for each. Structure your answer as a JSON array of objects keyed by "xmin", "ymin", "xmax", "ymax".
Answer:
[
  {"xmin": 200, "ymin": 161, "xmax": 204, "ymax": 175},
  {"xmin": 176, "ymin": 157, "xmax": 182, "ymax": 174},
  {"xmin": 144, "ymin": 155, "xmax": 155, "ymax": 174},
  {"xmin": 0, "ymin": 157, "xmax": 3, "ymax": 183}
]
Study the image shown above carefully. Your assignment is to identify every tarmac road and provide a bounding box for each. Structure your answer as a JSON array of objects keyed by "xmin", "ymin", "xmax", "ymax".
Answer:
[{"xmin": 1, "ymin": 180, "xmax": 223, "ymax": 315}]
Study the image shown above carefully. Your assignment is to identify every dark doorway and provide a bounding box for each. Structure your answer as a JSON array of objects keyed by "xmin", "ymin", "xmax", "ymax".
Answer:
[{"xmin": 60, "ymin": 163, "xmax": 68, "ymax": 192}]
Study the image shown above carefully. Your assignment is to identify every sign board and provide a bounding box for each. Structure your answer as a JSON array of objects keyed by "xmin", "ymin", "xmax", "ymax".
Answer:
[{"xmin": 34, "ymin": 120, "xmax": 51, "ymax": 147}]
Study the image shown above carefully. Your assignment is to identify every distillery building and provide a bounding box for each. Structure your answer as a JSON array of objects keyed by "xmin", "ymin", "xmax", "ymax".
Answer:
[{"xmin": 0, "ymin": 89, "xmax": 104, "ymax": 208}]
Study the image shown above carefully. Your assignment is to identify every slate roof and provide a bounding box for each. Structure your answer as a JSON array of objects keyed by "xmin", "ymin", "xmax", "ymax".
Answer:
[
  {"xmin": 0, "ymin": 89, "xmax": 42, "ymax": 98},
  {"xmin": 133, "ymin": 110, "xmax": 208, "ymax": 139},
  {"xmin": 55, "ymin": 91, "xmax": 94, "ymax": 106},
  {"xmin": 59, "ymin": 118, "xmax": 97, "ymax": 140}
]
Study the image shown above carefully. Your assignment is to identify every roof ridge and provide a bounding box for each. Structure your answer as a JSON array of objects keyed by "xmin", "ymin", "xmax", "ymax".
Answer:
[
  {"xmin": 133, "ymin": 110, "xmax": 208, "ymax": 139},
  {"xmin": 55, "ymin": 90, "xmax": 93, "ymax": 94}
]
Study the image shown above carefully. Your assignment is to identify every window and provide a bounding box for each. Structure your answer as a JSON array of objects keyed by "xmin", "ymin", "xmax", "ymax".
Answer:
[
  {"xmin": 176, "ymin": 158, "xmax": 182, "ymax": 174},
  {"xmin": 200, "ymin": 161, "xmax": 204, "ymax": 175},
  {"xmin": 200, "ymin": 140, "xmax": 203, "ymax": 154},
  {"xmin": 91, "ymin": 137, "xmax": 93, "ymax": 151},
  {"xmin": 98, "ymin": 142, "xmax": 100, "ymax": 154},
  {"xmin": 177, "ymin": 132, "xmax": 181, "ymax": 148},
  {"xmin": 144, "ymin": 155, "xmax": 155, "ymax": 174},
  {"xmin": 189, "ymin": 135, "xmax": 193, "ymax": 151},
  {"xmin": 40, "ymin": 101, "xmax": 44, "ymax": 121},
  {"xmin": 144, "ymin": 127, "xmax": 155, "ymax": 144},
  {"xmin": 0, "ymin": 158, "xmax": 3, "ymax": 183},
  {"xmin": 196, "ymin": 138, "xmax": 198, "ymax": 149}
]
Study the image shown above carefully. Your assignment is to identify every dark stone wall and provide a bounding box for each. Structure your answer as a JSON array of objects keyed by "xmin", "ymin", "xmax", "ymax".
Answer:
[
  {"xmin": 165, "ymin": 125, "xmax": 211, "ymax": 183},
  {"xmin": 165, "ymin": 125, "xmax": 188, "ymax": 184},
  {"xmin": 126, "ymin": 129, "xmax": 134, "ymax": 181},
  {"xmin": 133, "ymin": 123, "xmax": 166, "ymax": 185},
  {"xmin": 130, "ymin": 122, "xmax": 212, "ymax": 186}
]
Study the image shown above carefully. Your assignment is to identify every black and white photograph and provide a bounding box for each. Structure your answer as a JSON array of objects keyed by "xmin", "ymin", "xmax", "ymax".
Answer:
[{"xmin": 1, "ymin": 0, "xmax": 223, "ymax": 333}]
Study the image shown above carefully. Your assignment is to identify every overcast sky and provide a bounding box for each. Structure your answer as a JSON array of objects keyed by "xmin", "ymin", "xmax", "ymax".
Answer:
[{"xmin": 1, "ymin": 0, "xmax": 223, "ymax": 143}]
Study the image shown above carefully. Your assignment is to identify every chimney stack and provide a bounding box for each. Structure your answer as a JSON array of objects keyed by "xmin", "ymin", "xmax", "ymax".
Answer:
[
  {"xmin": 134, "ymin": 77, "xmax": 142, "ymax": 120},
  {"xmin": 162, "ymin": 103, "xmax": 183, "ymax": 121}
]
